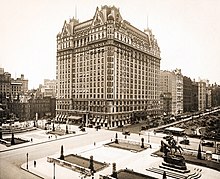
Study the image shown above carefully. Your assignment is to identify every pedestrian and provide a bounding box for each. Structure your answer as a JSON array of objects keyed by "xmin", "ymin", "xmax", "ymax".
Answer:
[
  {"xmin": 48, "ymin": 136, "xmax": 50, "ymax": 139},
  {"xmin": 31, "ymin": 138, "xmax": 33, "ymax": 142},
  {"xmin": 94, "ymin": 142, "xmax": 96, "ymax": 146},
  {"xmin": 34, "ymin": 160, "xmax": 36, "ymax": 167}
]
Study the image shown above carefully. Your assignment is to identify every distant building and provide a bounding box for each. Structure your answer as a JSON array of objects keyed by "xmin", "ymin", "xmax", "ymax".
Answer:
[
  {"xmin": 0, "ymin": 68, "xmax": 11, "ymax": 100},
  {"xmin": 210, "ymin": 83, "xmax": 220, "ymax": 107},
  {"xmin": 191, "ymin": 80, "xmax": 198, "ymax": 111},
  {"xmin": 8, "ymin": 100, "xmax": 30, "ymax": 121},
  {"xmin": 11, "ymin": 82, "xmax": 22, "ymax": 100},
  {"xmin": 198, "ymin": 80, "xmax": 207, "ymax": 111},
  {"xmin": 160, "ymin": 92, "xmax": 172, "ymax": 115},
  {"xmin": 183, "ymin": 76, "xmax": 192, "ymax": 112},
  {"xmin": 11, "ymin": 74, "xmax": 28, "ymax": 93},
  {"xmin": 29, "ymin": 97, "xmax": 56, "ymax": 120},
  {"xmin": 56, "ymin": 6, "xmax": 161, "ymax": 127},
  {"xmin": 206, "ymin": 88, "xmax": 212, "ymax": 109},
  {"xmin": 39, "ymin": 79, "xmax": 57, "ymax": 98},
  {"xmin": 159, "ymin": 69, "xmax": 183, "ymax": 115}
]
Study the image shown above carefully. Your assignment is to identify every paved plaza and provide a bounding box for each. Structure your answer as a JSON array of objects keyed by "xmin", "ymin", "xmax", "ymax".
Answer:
[
  {"xmin": 1, "ymin": 124, "xmax": 220, "ymax": 179},
  {"xmin": 19, "ymin": 130, "xmax": 220, "ymax": 179}
]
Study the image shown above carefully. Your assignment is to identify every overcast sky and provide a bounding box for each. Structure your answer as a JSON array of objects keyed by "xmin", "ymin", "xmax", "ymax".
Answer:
[{"xmin": 0, "ymin": 0, "xmax": 220, "ymax": 89}]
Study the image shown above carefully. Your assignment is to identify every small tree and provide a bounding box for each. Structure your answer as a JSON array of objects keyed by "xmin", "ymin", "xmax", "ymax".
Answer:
[
  {"xmin": 11, "ymin": 133, "xmax": 15, "ymax": 145},
  {"xmin": 115, "ymin": 133, "xmax": 118, "ymax": 144},
  {"xmin": 60, "ymin": 145, "xmax": 64, "ymax": 160},
  {"xmin": 197, "ymin": 144, "xmax": 202, "ymax": 160},
  {"xmin": 141, "ymin": 138, "xmax": 144, "ymax": 148}
]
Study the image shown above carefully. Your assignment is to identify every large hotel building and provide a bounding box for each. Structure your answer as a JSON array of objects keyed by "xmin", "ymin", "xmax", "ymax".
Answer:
[{"xmin": 56, "ymin": 6, "xmax": 161, "ymax": 128}]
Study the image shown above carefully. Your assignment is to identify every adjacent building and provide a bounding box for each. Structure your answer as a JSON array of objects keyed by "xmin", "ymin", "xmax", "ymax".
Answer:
[
  {"xmin": 198, "ymin": 80, "xmax": 207, "ymax": 111},
  {"xmin": 0, "ymin": 68, "xmax": 11, "ymax": 100},
  {"xmin": 211, "ymin": 83, "xmax": 220, "ymax": 107},
  {"xmin": 159, "ymin": 69, "xmax": 183, "ymax": 115},
  {"xmin": 183, "ymin": 76, "xmax": 192, "ymax": 113},
  {"xmin": 56, "ymin": 6, "xmax": 161, "ymax": 127},
  {"xmin": 191, "ymin": 80, "xmax": 198, "ymax": 112}
]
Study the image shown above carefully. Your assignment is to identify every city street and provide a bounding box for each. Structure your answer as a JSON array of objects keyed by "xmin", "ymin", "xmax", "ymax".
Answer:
[
  {"xmin": 1, "ymin": 124, "xmax": 220, "ymax": 179},
  {"xmin": 0, "ymin": 127, "xmax": 115, "ymax": 179}
]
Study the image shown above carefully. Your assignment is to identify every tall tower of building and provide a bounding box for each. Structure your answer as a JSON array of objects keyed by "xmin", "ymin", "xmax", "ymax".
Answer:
[{"xmin": 56, "ymin": 6, "xmax": 161, "ymax": 127}]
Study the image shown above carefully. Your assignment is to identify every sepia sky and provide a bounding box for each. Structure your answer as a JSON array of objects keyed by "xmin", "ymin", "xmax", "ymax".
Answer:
[{"xmin": 0, "ymin": 0, "xmax": 220, "ymax": 89}]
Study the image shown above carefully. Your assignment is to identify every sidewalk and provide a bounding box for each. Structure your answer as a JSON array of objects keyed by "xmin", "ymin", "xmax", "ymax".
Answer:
[
  {"xmin": 21, "ymin": 138, "xmax": 220, "ymax": 179},
  {"xmin": 21, "ymin": 139, "xmax": 161, "ymax": 179},
  {"xmin": 0, "ymin": 124, "xmax": 88, "ymax": 152}
]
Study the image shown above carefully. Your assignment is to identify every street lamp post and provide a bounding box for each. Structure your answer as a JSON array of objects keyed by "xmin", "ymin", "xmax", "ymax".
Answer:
[
  {"xmin": 53, "ymin": 162, "xmax": 55, "ymax": 179},
  {"xmin": 26, "ymin": 153, "xmax": 28, "ymax": 170},
  {"xmin": 148, "ymin": 132, "xmax": 150, "ymax": 143}
]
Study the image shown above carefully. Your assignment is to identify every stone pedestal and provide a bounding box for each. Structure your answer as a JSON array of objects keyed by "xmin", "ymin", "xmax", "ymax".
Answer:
[{"xmin": 161, "ymin": 154, "xmax": 190, "ymax": 173}]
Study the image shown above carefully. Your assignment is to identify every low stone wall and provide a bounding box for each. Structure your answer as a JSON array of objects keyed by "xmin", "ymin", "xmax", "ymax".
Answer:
[
  {"xmin": 47, "ymin": 157, "xmax": 91, "ymax": 176},
  {"xmin": 0, "ymin": 139, "xmax": 11, "ymax": 147}
]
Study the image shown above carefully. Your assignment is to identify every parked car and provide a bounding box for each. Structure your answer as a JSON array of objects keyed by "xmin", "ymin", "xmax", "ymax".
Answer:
[
  {"xmin": 95, "ymin": 125, "xmax": 101, "ymax": 129},
  {"xmin": 163, "ymin": 135, "xmax": 172, "ymax": 140},
  {"xmin": 201, "ymin": 141, "xmax": 214, "ymax": 147},
  {"xmin": 179, "ymin": 139, "xmax": 190, "ymax": 145},
  {"xmin": 118, "ymin": 124, "xmax": 124, "ymax": 128},
  {"xmin": 78, "ymin": 124, "xmax": 84, "ymax": 129},
  {"xmin": 80, "ymin": 128, "xmax": 86, "ymax": 132},
  {"xmin": 122, "ymin": 130, "xmax": 130, "ymax": 135},
  {"xmin": 141, "ymin": 126, "xmax": 146, "ymax": 130},
  {"xmin": 87, "ymin": 124, "xmax": 93, "ymax": 128}
]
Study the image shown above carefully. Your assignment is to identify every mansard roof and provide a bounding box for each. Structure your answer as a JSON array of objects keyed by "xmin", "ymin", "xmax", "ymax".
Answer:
[{"xmin": 57, "ymin": 5, "xmax": 160, "ymax": 53}]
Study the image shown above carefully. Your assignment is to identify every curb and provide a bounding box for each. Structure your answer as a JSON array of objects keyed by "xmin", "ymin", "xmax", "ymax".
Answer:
[
  {"xmin": 20, "ymin": 165, "xmax": 44, "ymax": 179},
  {"xmin": 0, "ymin": 132, "xmax": 88, "ymax": 153}
]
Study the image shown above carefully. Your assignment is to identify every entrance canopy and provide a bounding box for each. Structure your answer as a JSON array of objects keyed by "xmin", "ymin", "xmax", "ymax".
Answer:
[
  {"xmin": 164, "ymin": 127, "xmax": 185, "ymax": 135},
  {"xmin": 68, "ymin": 116, "xmax": 82, "ymax": 120}
]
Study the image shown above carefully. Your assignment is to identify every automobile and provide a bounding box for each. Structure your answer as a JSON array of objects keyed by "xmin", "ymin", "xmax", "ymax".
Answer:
[
  {"xmin": 118, "ymin": 124, "xmax": 124, "ymax": 128},
  {"xmin": 141, "ymin": 126, "xmax": 146, "ymax": 130},
  {"xmin": 179, "ymin": 139, "xmax": 190, "ymax": 145},
  {"xmin": 201, "ymin": 141, "xmax": 214, "ymax": 147},
  {"xmin": 87, "ymin": 124, "xmax": 93, "ymax": 128},
  {"xmin": 95, "ymin": 125, "xmax": 101, "ymax": 129},
  {"xmin": 78, "ymin": 125, "xmax": 84, "ymax": 129},
  {"xmin": 122, "ymin": 130, "xmax": 130, "ymax": 135},
  {"xmin": 80, "ymin": 128, "xmax": 86, "ymax": 132},
  {"xmin": 163, "ymin": 135, "xmax": 172, "ymax": 140}
]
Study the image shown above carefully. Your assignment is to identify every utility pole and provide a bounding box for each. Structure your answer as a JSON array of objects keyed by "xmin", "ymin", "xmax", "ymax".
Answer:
[{"xmin": 26, "ymin": 153, "xmax": 29, "ymax": 170}]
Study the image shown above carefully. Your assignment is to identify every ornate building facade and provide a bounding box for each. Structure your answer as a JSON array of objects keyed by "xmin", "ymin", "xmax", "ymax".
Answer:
[{"xmin": 56, "ymin": 6, "xmax": 161, "ymax": 127}]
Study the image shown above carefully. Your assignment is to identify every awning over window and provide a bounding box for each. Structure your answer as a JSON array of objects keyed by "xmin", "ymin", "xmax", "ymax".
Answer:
[{"xmin": 68, "ymin": 116, "xmax": 82, "ymax": 120}]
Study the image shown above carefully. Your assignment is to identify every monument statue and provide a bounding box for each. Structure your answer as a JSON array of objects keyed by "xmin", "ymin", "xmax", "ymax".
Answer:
[{"xmin": 160, "ymin": 135, "xmax": 188, "ymax": 172}]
